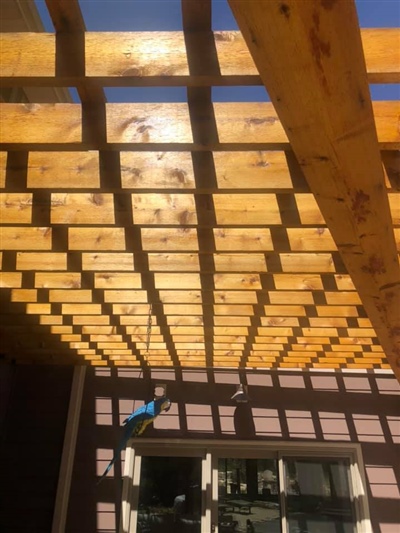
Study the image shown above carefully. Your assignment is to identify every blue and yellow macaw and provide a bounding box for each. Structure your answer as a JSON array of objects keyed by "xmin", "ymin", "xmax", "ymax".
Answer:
[{"xmin": 97, "ymin": 397, "xmax": 171, "ymax": 484}]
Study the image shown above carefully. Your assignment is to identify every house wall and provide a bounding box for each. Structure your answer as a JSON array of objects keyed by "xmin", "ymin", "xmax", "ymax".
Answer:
[
  {"xmin": 67, "ymin": 367, "xmax": 400, "ymax": 533},
  {"xmin": 0, "ymin": 364, "xmax": 73, "ymax": 533}
]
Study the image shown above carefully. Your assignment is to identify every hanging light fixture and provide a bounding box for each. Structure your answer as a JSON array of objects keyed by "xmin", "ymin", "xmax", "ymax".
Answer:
[{"xmin": 231, "ymin": 384, "xmax": 250, "ymax": 403}]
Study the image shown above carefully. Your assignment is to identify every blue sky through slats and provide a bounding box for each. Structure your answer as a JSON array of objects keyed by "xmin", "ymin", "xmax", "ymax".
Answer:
[{"xmin": 35, "ymin": 0, "xmax": 400, "ymax": 102}]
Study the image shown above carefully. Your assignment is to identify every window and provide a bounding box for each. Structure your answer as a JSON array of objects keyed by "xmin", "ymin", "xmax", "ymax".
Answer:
[
  {"xmin": 283, "ymin": 457, "xmax": 356, "ymax": 533},
  {"xmin": 137, "ymin": 456, "xmax": 202, "ymax": 533},
  {"xmin": 121, "ymin": 441, "xmax": 371, "ymax": 533}
]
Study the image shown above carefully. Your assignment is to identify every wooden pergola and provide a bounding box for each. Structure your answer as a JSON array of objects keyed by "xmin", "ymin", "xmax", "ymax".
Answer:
[{"xmin": 1, "ymin": 0, "xmax": 399, "ymax": 379}]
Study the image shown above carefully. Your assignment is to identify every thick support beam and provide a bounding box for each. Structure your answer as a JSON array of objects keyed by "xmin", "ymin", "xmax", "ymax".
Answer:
[{"xmin": 228, "ymin": 0, "xmax": 400, "ymax": 380}]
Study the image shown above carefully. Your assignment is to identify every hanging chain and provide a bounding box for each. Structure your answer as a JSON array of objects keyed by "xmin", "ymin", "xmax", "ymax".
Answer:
[{"xmin": 145, "ymin": 303, "xmax": 152, "ymax": 353}]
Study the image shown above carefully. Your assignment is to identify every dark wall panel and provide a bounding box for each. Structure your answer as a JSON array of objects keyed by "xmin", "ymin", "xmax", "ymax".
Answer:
[
  {"xmin": 67, "ymin": 368, "xmax": 400, "ymax": 533},
  {"xmin": 0, "ymin": 364, "xmax": 73, "ymax": 533}
]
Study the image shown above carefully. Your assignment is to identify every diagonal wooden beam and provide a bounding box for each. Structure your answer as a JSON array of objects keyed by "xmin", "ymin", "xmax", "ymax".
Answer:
[{"xmin": 228, "ymin": 0, "xmax": 400, "ymax": 380}]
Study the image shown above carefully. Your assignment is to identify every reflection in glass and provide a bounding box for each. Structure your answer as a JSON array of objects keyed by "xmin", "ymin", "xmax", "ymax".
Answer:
[
  {"xmin": 137, "ymin": 456, "xmax": 201, "ymax": 533},
  {"xmin": 284, "ymin": 457, "xmax": 356, "ymax": 533},
  {"xmin": 218, "ymin": 458, "xmax": 281, "ymax": 532}
]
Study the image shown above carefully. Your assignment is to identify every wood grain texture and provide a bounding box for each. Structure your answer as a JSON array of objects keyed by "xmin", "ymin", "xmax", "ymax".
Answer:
[
  {"xmin": 16, "ymin": 252, "xmax": 67, "ymax": 270},
  {"xmin": 1, "ymin": 33, "xmax": 55, "ymax": 77},
  {"xmin": 0, "ymin": 153, "xmax": 6, "ymax": 188},
  {"xmin": 1, "ymin": 227, "xmax": 52, "ymax": 250},
  {"xmin": 0, "ymin": 6, "xmax": 395, "ymax": 371},
  {"xmin": 50, "ymin": 194, "xmax": 115, "ymax": 224},
  {"xmin": 229, "ymin": 0, "xmax": 400, "ymax": 380},
  {"xmin": 86, "ymin": 32, "xmax": 189, "ymax": 78},
  {"xmin": 0, "ymin": 104, "xmax": 81, "ymax": 144},
  {"xmin": 44, "ymin": 0, "xmax": 105, "ymax": 105},
  {"xmin": 0, "ymin": 193, "xmax": 32, "ymax": 223},
  {"xmin": 1, "ymin": 102, "xmax": 398, "ymax": 149},
  {"xmin": 2, "ymin": 29, "xmax": 398, "ymax": 84},
  {"xmin": 28, "ymin": 152, "xmax": 100, "ymax": 188},
  {"xmin": 121, "ymin": 152, "xmax": 195, "ymax": 189}
]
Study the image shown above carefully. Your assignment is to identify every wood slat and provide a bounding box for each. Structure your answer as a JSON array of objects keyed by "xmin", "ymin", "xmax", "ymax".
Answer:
[
  {"xmin": 0, "ymin": 193, "xmax": 32, "ymax": 223},
  {"xmin": 214, "ymin": 228, "xmax": 273, "ymax": 251},
  {"xmin": 81, "ymin": 253, "xmax": 134, "ymax": 271},
  {"xmin": 16, "ymin": 252, "xmax": 67, "ymax": 270},
  {"xmin": 28, "ymin": 152, "xmax": 100, "ymax": 188},
  {"xmin": 1, "ymin": 29, "xmax": 398, "ymax": 84},
  {"xmin": 132, "ymin": 193, "xmax": 197, "ymax": 225},
  {"xmin": 94, "ymin": 273, "xmax": 142, "ymax": 289},
  {"xmin": 213, "ymin": 194, "xmax": 281, "ymax": 224},
  {"xmin": 4, "ymin": 150, "xmax": 396, "ymax": 194},
  {"xmin": 0, "ymin": 104, "xmax": 81, "ymax": 145},
  {"xmin": 0, "ymin": 152, "xmax": 6, "ymax": 188},
  {"xmin": 214, "ymin": 151, "xmax": 292, "ymax": 189},
  {"xmin": 1, "ymin": 33, "xmax": 55, "ymax": 78},
  {"xmin": 51, "ymin": 194, "xmax": 115, "ymax": 224},
  {"xmin": 1, "ymin": 227, "xmax": 52, "ymax": 250},
  {"xmin": 147, "ymin": 253, "xmax": 200, "ymax": 271},
  {"xmin": 214, "ymin": 254, "xmax": 267, "ymax": 272},
  {"xmin": 121, "ymin": 152, "xmax": 195, "ymax": 189},
  {"xmin": 1, "ymin": 102, "xmax": 398, "ymax": 149},
  {"xmin": 68, "ymin": 228, "xmax": 125, "ymax": 250},
  {"xmin": 0, "ymin": 273, "xmax": 22, "ymax": 288},
  {"xmin": 35, "ymin": 273, "xmax": 82, "ymax": 288}
]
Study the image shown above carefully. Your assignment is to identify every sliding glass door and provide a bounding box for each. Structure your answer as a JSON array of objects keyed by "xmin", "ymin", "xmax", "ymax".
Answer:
[
  {"xmin": 125, "ymin": 442, "xmax": 368, "ymax": 533},
  {"xmin": 215, "ymin": 456, "xmax": 281, "ymax": 533},
  {"xmin": 282, "ymin": 456, "xmax": 356, "ymax": 533},
  {"xmin": 137, "ymin": 456, "xmax": 202, "ymax": 533}
]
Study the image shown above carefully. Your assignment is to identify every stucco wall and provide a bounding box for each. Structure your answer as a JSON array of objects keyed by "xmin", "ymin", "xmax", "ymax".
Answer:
[{"xmin": 66, "ymin": 368, "xmax": 400, "ymax": 533}]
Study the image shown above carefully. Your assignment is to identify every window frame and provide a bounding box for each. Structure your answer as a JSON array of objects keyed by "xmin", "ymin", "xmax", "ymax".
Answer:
[{"xmin": 120, "ymin": 439, "xmax": 372, "ymax": 533}]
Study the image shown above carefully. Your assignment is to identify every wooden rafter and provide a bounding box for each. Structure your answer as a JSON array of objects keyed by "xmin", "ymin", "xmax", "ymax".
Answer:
[
  {"xmin": 228, "ymin": 0, "xmax": 400, "ymax": 380},
  {"xmin": 44, "ymin": 0, "xmax": 106, "ymax": 149}
]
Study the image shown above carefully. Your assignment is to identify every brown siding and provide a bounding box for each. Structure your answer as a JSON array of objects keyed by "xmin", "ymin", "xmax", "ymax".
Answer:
[
  {"xmin": 67, "ymin": 368, "xmax": 400, "ymax": 533},
  {"xmin": 0, "ymin": 364, "xmax": 73, "ymax": 533}
]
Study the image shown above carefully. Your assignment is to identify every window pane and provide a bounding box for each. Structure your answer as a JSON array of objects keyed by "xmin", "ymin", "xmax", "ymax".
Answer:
[
  {"xmin": 284, "ymin": 457, "xmax": 356, "ymax": 533},
  {"xmin": 137, "ymin": 456, "xmax": 201, "ymax": 533},
  {"xmin": 218, "ymin": 458, "xmax": 281, "ymax": 532}
]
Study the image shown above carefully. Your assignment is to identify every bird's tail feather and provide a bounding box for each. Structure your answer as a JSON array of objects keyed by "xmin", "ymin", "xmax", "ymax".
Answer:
[
  {"xmin": 97, "ymin": 437, "xmax": 128, "ymax": 485},
  {"xmin": 97, "ymin": 457, "xmax": 117, "ymax": 485}
]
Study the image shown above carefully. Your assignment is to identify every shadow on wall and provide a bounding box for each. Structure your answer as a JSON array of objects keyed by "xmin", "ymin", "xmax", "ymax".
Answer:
[{"xmin": 66, "ymin": 368, "xmax": 400, "ymax": 533}]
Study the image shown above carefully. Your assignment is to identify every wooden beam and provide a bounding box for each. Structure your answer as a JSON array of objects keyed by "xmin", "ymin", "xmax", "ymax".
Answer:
[
  {"xmin": 51, "ymin": 366, "xmax": 86, "ymax": 533},
  {"xmin": 1, "ymin": 101, "xmax": 398, "ymax": 150},
  {"xmin": 228, "ymin": 0, "xmax": 400, "ymax": 380},
  {"xmin": 44, "ymin": 0, "xmax": 104, "ymax": 103},
  {"xmin": 44, "ymin": 0, "xmax": 106, "ymax": 152},
  {"xmin": 1, "ymin": 29, "xmax": 399, "ymax": 86}
]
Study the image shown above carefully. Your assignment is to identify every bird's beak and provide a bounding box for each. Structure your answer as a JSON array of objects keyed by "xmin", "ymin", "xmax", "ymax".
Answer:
[{"xmin": 162, "ymin": 399, "xmax": 171, "ymax": 412}]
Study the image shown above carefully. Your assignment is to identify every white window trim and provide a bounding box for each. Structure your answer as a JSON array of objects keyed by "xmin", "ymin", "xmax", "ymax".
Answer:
[{"xmin": 121, "ymin": 438, "xmax": 372, "ymax": 533}]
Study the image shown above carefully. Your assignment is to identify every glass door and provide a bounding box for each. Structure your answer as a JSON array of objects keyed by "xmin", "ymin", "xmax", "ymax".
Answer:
[
  {"xmin": 126, "ymin": 442, "xmax": 365, "ymax": 533},
  {"xmin": 282, "ymin": 456, "xmax": 357, "ymax": 533},
  {"xmin": 127, "ymin": 446, "xmax": 210, "ymax": 533},
  {"xmin": 213, "ymin": 454, "xmax": 282, "ymax": 533},
  {"xmin": 136, "ymin": 455, "xmax": 202, "ymax": 533}
]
